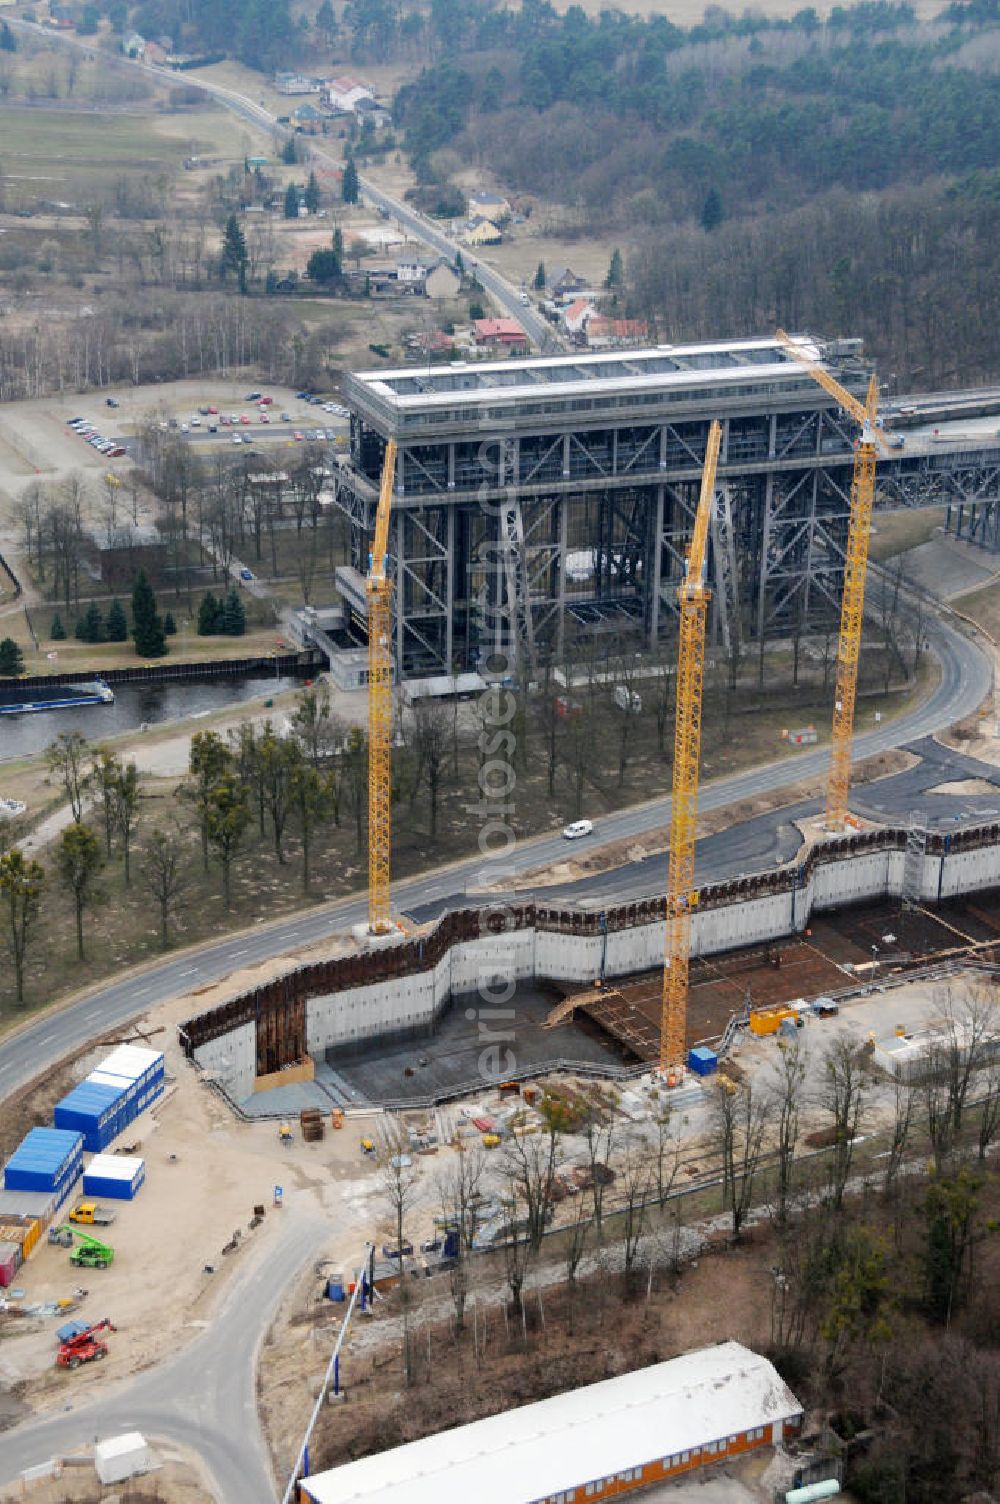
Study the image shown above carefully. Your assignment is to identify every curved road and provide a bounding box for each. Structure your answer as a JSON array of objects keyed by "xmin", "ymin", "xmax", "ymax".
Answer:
[{"xmin": 0, "ymin": 1212, "xmax": 324, "ymax": 1501}]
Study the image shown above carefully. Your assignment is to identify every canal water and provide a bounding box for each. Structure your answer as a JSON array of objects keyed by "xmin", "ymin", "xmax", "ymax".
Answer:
[{"xmin": 0, "ymin": 671, "xmax": 310, "ymax": 761}]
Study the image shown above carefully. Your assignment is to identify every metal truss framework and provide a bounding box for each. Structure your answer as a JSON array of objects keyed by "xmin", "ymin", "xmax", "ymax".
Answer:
[{"xmin": 334, "ymin": 413, "xmax": 1000, "ymax": 678}]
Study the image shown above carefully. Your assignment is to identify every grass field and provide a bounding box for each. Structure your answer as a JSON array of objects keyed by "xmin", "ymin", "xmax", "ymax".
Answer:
[
  {"xmin": 0, "ymin": 104, "xmax": 205, "ymax": 200},
  {"xmin": 868, "ymin": 505, "xmax": 947, "ymax": 563}
]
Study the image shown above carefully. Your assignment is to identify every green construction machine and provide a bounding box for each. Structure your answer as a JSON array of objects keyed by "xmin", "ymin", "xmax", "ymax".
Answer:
[{"xmin": 48, "ymin": 1224, "xmax": 115, "ymax": 1269}]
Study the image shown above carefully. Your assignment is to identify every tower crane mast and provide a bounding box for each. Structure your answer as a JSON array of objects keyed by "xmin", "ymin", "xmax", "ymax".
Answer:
[
  {"xmin": 367, "ymin": 439, "xmax": 397, "ymax": 935},
  {"xmin": 661, "ymin": 420, "xmax": 722, "ymax": 1081},
  {"xmin": 776, "ymin": 330, "xmax": 885, "ymax": 830}
]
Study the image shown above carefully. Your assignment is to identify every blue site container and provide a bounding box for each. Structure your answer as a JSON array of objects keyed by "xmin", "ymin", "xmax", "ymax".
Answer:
[
  {"xmin": 3, "ymin": 1127, "xmax": 83, "ymax": 1194},
  {"xmin": 688, "ymin": 1045, "xmax": 719, "ymax": 1077},
  {"xmin": 326, "ymin": 1274, "xmax": 345, "ymax": 1302},
  {"xmin": 54, "ymin": 1080, "xmax": 127, "ymax": 1152}
]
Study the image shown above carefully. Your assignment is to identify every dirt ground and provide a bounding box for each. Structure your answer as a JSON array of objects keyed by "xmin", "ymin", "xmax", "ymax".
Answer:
[
  {"xmin": 0, "ymin": 962, "xmax": 375, "ymax": 1412},
  {"xmin": 0, "ymin": 1453, "xmax": 212, "ymax": 1503}
]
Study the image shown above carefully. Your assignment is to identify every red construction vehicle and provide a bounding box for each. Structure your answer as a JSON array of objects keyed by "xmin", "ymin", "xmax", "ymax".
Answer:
[{"xmin": 56, "ymin": 1318, "xmax": 116, "ymax": 1370}]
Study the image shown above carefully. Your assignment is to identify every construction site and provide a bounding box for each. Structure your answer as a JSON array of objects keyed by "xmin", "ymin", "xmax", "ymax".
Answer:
[
  {"xmin": 4, "ymin": 332, "xmax": 1000, "ymax": 1504},
  {"xmin": 180, "ymin": 332, "xmax": 1000, "ymax": 1111}
]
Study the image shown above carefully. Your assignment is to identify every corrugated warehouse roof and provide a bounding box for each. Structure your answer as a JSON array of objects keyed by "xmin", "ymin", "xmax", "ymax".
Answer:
[{"xmin": 302, "ymin": 1342, "xmax": 802, "ymax": 1504}]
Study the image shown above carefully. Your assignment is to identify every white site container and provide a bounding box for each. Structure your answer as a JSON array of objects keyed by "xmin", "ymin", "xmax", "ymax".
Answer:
[{"xmin": 94, "ymin": 1432, "xmax": 155, "ymax": 1485}]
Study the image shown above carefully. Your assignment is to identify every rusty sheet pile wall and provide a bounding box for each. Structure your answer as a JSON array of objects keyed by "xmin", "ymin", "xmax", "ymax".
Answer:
[{"xmin": 179, "ymin": 821, "xmax": 1000, "ymax": 1096}]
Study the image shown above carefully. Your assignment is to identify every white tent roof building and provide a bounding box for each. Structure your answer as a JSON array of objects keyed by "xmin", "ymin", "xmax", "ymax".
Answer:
[{"xmin": 302, "ymin": 1341, "xmax": 804, "ymax": 1504}]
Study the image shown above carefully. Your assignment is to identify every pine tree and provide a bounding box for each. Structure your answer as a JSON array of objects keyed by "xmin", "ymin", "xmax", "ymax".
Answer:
[
  {"xmin": 533, "ymin": 261, "xmax": 546, "ymax": 290},
  {"xmin": 342, "ymin": 155, "xmax": 359, "ymax": 205},
  {"xmin": 164, "ymin": 611, "xmax": 177, "ymax": 636},
  {"xmin": 131, "ymin": 571, "xmax": 167, "ymax": 658},
  {"xmin": 605, "ymin": 248, "xmax": 624, "ymax": 289},
  {"xmin": 333, "ymin": 226, "xmax": 344, "ymax": 260},
  {"xmin": 105, "ymin": 599, "xmax": 127, "ymax": 642},
  {"xmin": 700, "ymin": 187, "xmax": 724, "ymax": 232},
  {"xmin": 304, "ymin": 170, "xmax": 320, "ymax": 213},
  {"xmin": 222, "ymin": 588, "xmax": 247, "ymax": 637},
  {"xmin": 221, "ymin": 213, "xmax": 249, "ymax": 293},
  {"xmin": 80, "ymin": 600, "xmax": 104, "ymax": 643},
  {"xmin": 0, "ymin": 637, "xmax": 23, "ymax": 675},
  {"xmin": 197, "ymin": 592, "xmax": 222, "ymax": 636},
  {"xmin": 50, "ymin": 613, "xmax": 66, "ymax": 641},
  {"xmin": 281, "ymin": 138, "xmax": 297, "ymax": 165},
  {"xmin": 284, "ymin": 182, "xmax": 300, "ymax": 219}
]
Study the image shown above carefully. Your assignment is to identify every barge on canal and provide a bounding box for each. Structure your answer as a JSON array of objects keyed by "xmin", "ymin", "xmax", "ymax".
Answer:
[{"xmin": 0, "ymin": 678, "xmax": 115, "ymax": 716}]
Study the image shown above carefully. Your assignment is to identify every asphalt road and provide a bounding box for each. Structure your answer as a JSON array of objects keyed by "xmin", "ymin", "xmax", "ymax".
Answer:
[{"xmin": 0, "ymin": 1211, "xmax": 324, "ymax": 1502}]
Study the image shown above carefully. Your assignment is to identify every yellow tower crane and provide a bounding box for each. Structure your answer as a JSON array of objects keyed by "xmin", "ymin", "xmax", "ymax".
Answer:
[
  {"xmin": 661, "ymin": 419, "xmax": 722, "ymax": 1082},
  {"xmin": 367, "ymin": 438, "xmax": 398, "ymax": 935},
  {"xmin": 775, "ymin": 330, "xmax": 887, "ymax": 830}
]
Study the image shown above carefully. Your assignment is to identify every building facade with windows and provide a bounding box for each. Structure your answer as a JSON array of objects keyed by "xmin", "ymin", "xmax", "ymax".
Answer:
[{"xmin": 301, "ymin": 1342, "xmax": 804, "ymax": 1504}]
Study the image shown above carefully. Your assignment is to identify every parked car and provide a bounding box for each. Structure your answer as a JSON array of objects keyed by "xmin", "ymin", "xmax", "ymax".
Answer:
[
  {"xmin": 190, "ymin": 416, "xmax": 201, "ymax": 427},
  {"xmin": 232, "ymin": 433, "xmax": 243, "ymax": 444},
  {"xmin": 208, "ymin": 424, "xmax": 218, "ymax": 433},
  {"xmin": 239, "ymin": 414, "xmax": 250, "ymax": 425},
  {"xmin": 292, "ymin": 430, "xmax": 304, "ymax": 441},
  {"xmin": 258, "ymin": 394, "xmax": 273, "ymax": 405},
  {"xmin": 109, "ymin": 446, "xmax": 126, "ymax": 457},
  {"xmin": 562, "ymin": 819, "xmax": 594, "ymax": 840},
  {"xmin": 245, "ymin": 390, "xmax": 262, "ymax": 400},
  {"xmin": 105, "ymin": 396, "xmax": 120, "ymax": 407},
  {"xmin": 280, "ymin": 412, "xmax": 291, "ymax": 422},
  {"xmin": 220, "ymin": 415, "xmax": 231, "ymax": 426},
  {"xmin": 207, "ymin": 405, "xmax": 219, "ymax": 415},
  {"xmin": 260, "ymin": 412, "xmax": 270, "ymax": 423},
  {"xmin": 239, "ymin": 567, "xmax": 255, "ymax": 581},
  {"xmin": 198, "ymin": 406, "xmax": 210, "ymax": 416}
]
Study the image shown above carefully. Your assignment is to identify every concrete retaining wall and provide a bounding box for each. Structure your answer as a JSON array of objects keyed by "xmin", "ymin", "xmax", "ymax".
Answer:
[
  {"xmin": 192, "ymin": 1020, "xmax": 255, "ymax": 1100},
  {"xmin": 187, "ymin": 823, "xmax": 1000, "ymax": 1080}
]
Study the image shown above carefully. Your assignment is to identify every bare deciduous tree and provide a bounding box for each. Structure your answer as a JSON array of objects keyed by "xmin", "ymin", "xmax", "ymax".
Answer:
[
  {"xmin": 142, "ymin": 826, "xmax": 186, "ymax": 950},
  {"xmin": 820, "ymin": 1036, "xmax": 868, "ymax": 1211},
  {"xmin": 713, "ymin": 1077, "xmax": 769, "ymax": 1239},
  {"xmin": 769, "ymin": 1038, "xmax": 806, "ymax": 1225},
  {"xmin": 47, "ymin": 730, "xmax": 89, "ymax": 823}
]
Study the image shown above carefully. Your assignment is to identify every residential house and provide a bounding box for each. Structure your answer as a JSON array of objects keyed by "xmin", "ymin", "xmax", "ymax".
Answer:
[
  {"xmin": 425, "ymin": 260, "xmax": 461, "ymax": 300},
  {"xmin": 406, "ymin": 329, "xmax": 456, "ymax": 360},
  {"xmin": 355, "ymin": 96, "xmax": 391, "ymax": 130},
  {"xmin": 143, "ymin": 40, "xmax": 167, "ymax": 64},
  {"xmin": 473, "ymin": 318, "xmax": 528, "ymax": 353},
  {"xmin": 465, "ymin": 218, "xmax": 502, "ymax": 247},
  {"xmin": 467, "ymin": 190, "xmax": 510, "ymax": 224},
  {"xmin": 292, "ymin": 103, "xmax": 324, "ymax": 131},
  {"xmin": 327, "ymin": 75, "xmax": 375, "ymax": 113},
  {"xmin": 550, "ymin": 265, "xmax": 588, "ymax": 298},
  {"xmin": 562, "ymin": 297, "xmax": 596, "ymax": 337},
  {"xmin": 275, "ymin": 72, "xmax": 321, "ymax": 95},
  {"xmin": 122, "ymin": 30, "xmax": 145, "ymax": 56},
  {"xmin": 396, "ymin": 257, "xmax": 429, "ymax": 288},
  {"xmin": 587, "ymin": 316, "xmax": 651, "ymax": 349}
]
